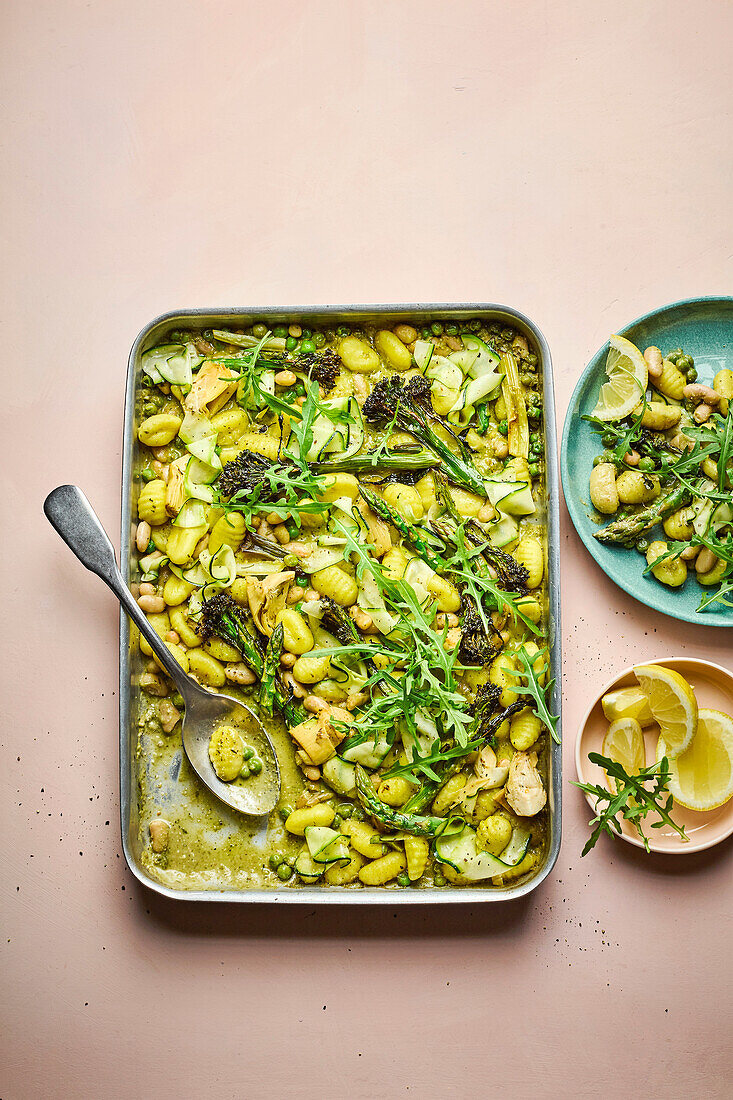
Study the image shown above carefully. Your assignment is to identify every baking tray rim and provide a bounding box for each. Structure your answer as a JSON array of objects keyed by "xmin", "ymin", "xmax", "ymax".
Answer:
[{"xmin": 120, "ymin": 302, "xmax": 562, "ymax": 903}]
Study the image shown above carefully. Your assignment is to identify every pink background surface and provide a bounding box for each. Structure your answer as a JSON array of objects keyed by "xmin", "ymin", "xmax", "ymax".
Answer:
[{"xmin": 2, "ymin": 2, "xmax": 732, "ymax": 1097}]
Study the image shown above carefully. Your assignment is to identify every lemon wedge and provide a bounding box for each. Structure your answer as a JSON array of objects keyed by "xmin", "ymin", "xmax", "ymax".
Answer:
[
  {"xmin": 658, "ymin": 709, "xmax": 733, "ymax": 810},
  {"xmin": 591, "ymin": 334, "xmax": 648, "ymax": 422},
  {"xmin": 602, "ymin": 717, "xmax": 646, "ymax": 791},
  {"xmin": 634, "ymin": 664, "xmax": 698, "ymax": 758},
  {"xmin": 601, "ymin": 686, "xmax": 654, "ymax": 727}
]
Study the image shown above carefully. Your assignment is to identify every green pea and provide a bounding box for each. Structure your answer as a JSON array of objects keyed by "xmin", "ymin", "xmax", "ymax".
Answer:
[
  {"xmin": 277, "ymin": 863, "xmax": 293, "ymax": 881},
  {"xmin": 601, "ymin": 431, "xmax": 616, "ymax": 448},
  {"xmin": 528, "ymin": 462, "xmax": 540, "ymax": 477},
  {"xmin": 666, "ymin": 348, "xmax": 682, "ymax": 363},
  {"xmin": 488, "ymin": 322, "xmax": 501, "ymax": 334},
  {"xmin": 283, "ymin": 553, "xmax": 299, "ymax": 568},
  {"xmin": 498, "ymin": 420, "xmax": 509, "ymax": 436},
  {"xmin": 332, "ymin": 813, "xmax": 342, "ymax": 828},
  {"xmin": 243, "ymin": 745, "xmax": 255, "ymax": 760},
  {"xmin": 300, "ymin": 327, "xmax": 312, "ymax": 339},
  {"xmin": 336, "ymin": 324, "xmax": 349, "ymax": 337},
  {"xmin": 445, "ymin": 323, "xmax": 458, "ymax": 336},
  {"xmin": 337, "ymin": 803, "xmax": 353, "ymax": 818},
  {"xmin": 146, "ymin": 539, "xmax": 155, "ymax": 553},
  {"xmin": 421, "ymin": 326, "xmax": 431, "ymax": 339},
  {"xmin": 273, "ymin": 325, "xmax": 287, "ymax": 338},
  {"xmin": 430, "ymin": 322, "xmax": 444, "ymax": 336},
  {"xmin": 677, "ymin": 355, "xmax": 691, "ymax": 372},
  {"xmin": 300, "ymin": 339, "xmax": 315, "ymax": 354},
  {"xmin": 433, "ymin": 872, "xmax": 446, "ymax": 886},
  {"xmin": 279, "ymin": 805, "xmax": 294, "ymax": 821},
  {"xmin": 269, "ymin": 853, "xmax": 281, "ymax": 870},
  {"xmin": 686, "ymin": 367, "xmax": 698, "ymax": 382},
  {"xmin": 295, "ymin": 575, "xmax": 309, "ymax": 588},
  {"xmin": 592, "ymin": 454, "xmax": 606, "ymax": 467},
  {"xmin": 252, "ymin": 323, "xmax": 267, "ymax": 338},
  {"xmin": 501, "ymin": 327, "xmax": 514, "ymax": 340},
  {"xmin": 529, "ymin": 432, "xmax": 539, "ymax": 445},
  {"xmin": 527, "ymin": 407, "xmax": 542, "ymax": 423},
  {"xmin": 396, "ymin": 872, "xmax": 410, "ymax": 887},
  {"xmin": 314, "ymin": 332, "xmax": 326, "ymax": 348},
  {"xmin": 293, "ymin": 381, "xmax": 306, "ymax": 396},
  {"xmin": 352, "ymin": 806, "xmax": 365, "ymax": 822},
  {"xmin": 286, "ymin": 523, "xmax": 300, "ymax": 539},
  {"xmin": 240, "ymin": 762, "xmax": 251, "ymax": 779},
  {"xmin": 250, "ymin": 758, "xmax": 263, "ymax": 775},
  {"xmin": 635, "ymin": 537, "xmax": 649, "ymax": 554},
  {"xmin": 141, "ymin": 467, "xmax": 156, "ymax": 482},
  {"xmin": 286, "ymin": 336, "xmax": 297, "ymax": 351},
  {"xmin": 638, "ymin": 456, "xmax": 655, "ymax": 472},
  {"xmin": 172, "ymin": 693, "xmax": 184, "ymax": 708},
  {"xmin": 469, "ymin": 319, "xmax": 482, "ymax": 332}
]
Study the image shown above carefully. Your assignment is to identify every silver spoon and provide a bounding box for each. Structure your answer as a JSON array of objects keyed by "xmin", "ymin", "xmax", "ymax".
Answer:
[{"xmin": 44, "ymin": 484, "xmax": 280, "ymax": 815}]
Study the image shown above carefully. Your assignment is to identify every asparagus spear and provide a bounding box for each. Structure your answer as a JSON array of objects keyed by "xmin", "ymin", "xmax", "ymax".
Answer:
[
  {"xmin": 313, "ymin": 450, "xmax": 438, "ymax": 474},
  {"xmin": 258, "ymin": 623, "xmax": 283, "ymax": 716},
  {"xmin": 593, "ymin": 485, "xmax": 691, "ymax": 545},
  {"xmin": 358, "ymin": 486, "xmax": 446, "ymax": 571},
  {"xmin": 354, "ymin": 765, "xmax": 452, "ymax": 838}
]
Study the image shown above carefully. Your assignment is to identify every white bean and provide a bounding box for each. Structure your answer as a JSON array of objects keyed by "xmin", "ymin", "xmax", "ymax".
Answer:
[{"xmin": 136, "ymin": 521, "xmax": 152, "ymax": 553}]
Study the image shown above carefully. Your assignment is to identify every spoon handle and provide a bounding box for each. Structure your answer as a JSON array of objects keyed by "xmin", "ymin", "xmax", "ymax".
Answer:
[{"xmin": 44, "ymin": 484, "xmax": 192, "ymax": 696}]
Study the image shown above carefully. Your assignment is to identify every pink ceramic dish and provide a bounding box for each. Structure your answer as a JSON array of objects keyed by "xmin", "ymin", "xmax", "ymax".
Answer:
[{"xmin": 575, "ymin": 657, "xmax": 733, "ymax": 854}]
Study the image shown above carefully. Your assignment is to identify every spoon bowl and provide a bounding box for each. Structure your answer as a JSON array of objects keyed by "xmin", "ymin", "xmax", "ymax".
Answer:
[{"xmin": 44, "ymin": 484, "xmax": 281, "ymax": 816}]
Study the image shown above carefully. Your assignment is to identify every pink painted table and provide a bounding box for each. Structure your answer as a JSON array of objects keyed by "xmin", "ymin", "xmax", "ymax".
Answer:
[{"xmin": 2, "ymin": 2, "xmax": 732, "ymax": 1096}]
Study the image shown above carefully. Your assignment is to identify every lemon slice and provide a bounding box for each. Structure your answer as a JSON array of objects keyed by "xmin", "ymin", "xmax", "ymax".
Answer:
[
  {"xmin": 601, "ymin": 686, "xmax": 654, "ymax": 727},
  {"xmin": 591, "ymin": 334, "xmax": 648, "ymax": 422},
  {"xmin": 658, "ymin": 709, "xmax": 733, "ymax": 810},
  {"xmin": 634, "ymin": 664, "xmax": 698, "ymax": 758},
  {"xmin": 602, "ymin": 717, "xmax": 646, "ymax": 790}
]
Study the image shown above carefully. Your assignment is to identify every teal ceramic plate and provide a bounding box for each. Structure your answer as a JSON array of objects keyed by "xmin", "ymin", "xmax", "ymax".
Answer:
[{"xmin": 561, "ymin": 296, "xmax": 733, "ymax": 627}]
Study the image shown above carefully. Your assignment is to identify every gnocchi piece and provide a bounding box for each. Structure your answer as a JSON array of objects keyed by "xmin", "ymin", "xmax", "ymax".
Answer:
[
  {"xmin": 187, "ymin": 648, "xmax": 227, "ymax": 686},
  {"xmin": 377, "ymin": 777, "xmax": 413, "ymax": 807},
  {"xmin": 343, "ymin": 818, "xmax": 386, "ymax": 859},
  {"xmin": 646, "ymin": 541, "xmax": 687, "ymax": 588},
  {"xmin": 358, "ymin": 850, "xmax": 407, "ymax": 886},
  {"xmin": 208, "ymin": 724, "xmax": 245, "ymax": 781},
  {"xmin": 292, "ymin": 653, "xmax": 332, "ymax": 684},
  {"xmin": 138, "ymin": 413, "xmax": 182, "ymax": 447},
  {"xmin": 696, "ymin": 556, "xmax": 727, "ymax": 586},
  {"xmin": 514, "ymin": 595, "xmax": 542, "ymax": 624},
  {"xmin": 210, "ymin": 407, "xmax": 250, "ymax": 445},
  {"xmin": 432, "ymin": 773, "xmax": 467, "ymax": 816},
  {"xmin": 154, "ymin": 641, "xmax": 189, "ymax": 676},
  {"xmin": 137, "ymin": 480, "xmax": 168, "ymax": 526},
  {"xmin": 615, "ymin": 470, "xmax": 659, "ymax": 505},
  {"xmin": 166, "ymin": 523, "xmax": 206, "ymax": 565},
  {"xmin": 162, "ymin": 575, "xmax": 195, "ymax": 607},
  {"xmin": 316, "ymin": 472, "xmax": 360, "ymax": 502},
  {"xmin": 374, "ymin": 329, "xmax": 411, "ymax": 371},
  {"xmin": 276, "ymin": 608, "xmax": 315, "ymax": 654},
  {"xmin": 310, "ymin": 565, "xmax": 358, "ymax": 608},
  {"xmin": 653, "ymin": 358, "xmax": 686, "ymax": 400},
  {"xmin": 589, "ymin": 463, "xmax": 619, "ymax": 515},
  {"xmin": 381, "ymin": 546, "xmax": 409, "ymax": 580},
  {"xmin": 489, "ymin": 653, "xmax": 518, "ymax": 706},
  {"xmin": 415, "ymin": 473, "xmax": 437, "ymax": 510},
  {"xmin": 203, "ymin": 637, "xmax": 242, "ymax": 663},
  {"xmin": 510, "ymin": 708, "xmax": 542, "ymax": 751},
  {"xmin": 663, "ymin": 506, "xmax": 694, "ymax": 541},
  {"xmin": 404, "ymin": 836, "xmax": 429, "ymax": 881},
  {"xmin": 476, "ymin": 813, "xmax": 513, "ymax": 857},
  {"xmin": 512, "ymin": 536, "xmax": 544, "ymax": 588},
  {"xmin": 324, "ymin": 850, "xmax": 365, "ymax": 885},
  {"xmin": 382, "ymin": 483, "xmax": 425, "ymax": 522},
  {"xmin": 209, "ymin": 512, "xmax": 246, "ymax": 554},
  {"xmin": 338, "ymin": 336, "xmax": 380, "ymax": 373},
  {"xmin": 169, "ymin": 607, "xmax": 202, "ymax": 648},
  {"xmin": 139, "ymin": 611, "xmax": 170, "ymax": 657},
  {"xmin": 640, "ymin": 401, "xmax": 682, "ymax": 430},
  {"xmin": 426, "ymin": 573, "xmax": 461, "ymax": 613},
  {"xmin": 713, "ymin": 368, "xmax": 733, "ymax": 413},
  {"xmin": 449, "ymin": 487, "xmax": 485, "ymax": 518},
  {"xmin": 284, "ymin": 803, "xmax": 335, "ymax": 835}
]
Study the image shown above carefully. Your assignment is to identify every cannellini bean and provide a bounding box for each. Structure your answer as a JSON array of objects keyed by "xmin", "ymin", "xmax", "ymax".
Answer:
[
  {"xmin": 138, "ymin": 582, "xmax": 156, "ymax": 597},
  {"xmin": 149, "ymin": 819, "xmax": 170, "ymax": 853},
  {"xmin": 644, "ymin": 346, "xmax": 663, "ymax": 379},
  {"xmin": 353, "ymin": 374, "xmax": 368, "ymax": 399},
  {"xmin": 265, "ymin": 511, "xmax": 281, "ymax": 525},
  {"xmin": 280, "ymin": 652, "xmax": 297, "ymax": 668},
  {"xmin": 694, "ymin": 403, "xmax": 713, "ymax": 423},
  {"xmin": 151, "ymin": 460, "xmax": 169, "ymax": 481},
  {"xmin": 435, "ymin": 612, "xmax": 460, "ymax": 628},
  {"xmin": 443, "ymin": 627, "xmax": 462, "ymax": 651},
  {"xmin": 346, "ymin": 691, "xmax": 368, "ymax": 711},
  {"xmin": 696, "ymin": 548, "xmax": 718, "ymax": 574},
  {"xmin": 304, "ymin": 588, "xmax": 319, "ymax": 602},
  {"xmin": 137, "ymin": 594, "xmax": 165, "ymax": 613},
  {"xmin": 623, "ymin": 449, "xmax": 640, "ymax": 467},
  {"xmin": 164, "ymin": 631, "xmax": 180, "ymax": 644},
  {"xmin": 136, "ymin": 521, "xmax": 152, "ymax": 553},
  {"xmin": 303, "ymin": 766, "xmax": 321, "ymax": 782},
  {"xmin": 477, "ymin": 504, "xmax": 494, "ymax": 523},
  {"xmin": 273, "ymin": 525, "xmax": 290, "ymax": 544},
  {"xmin": 282, "ymin": 671, "xmax": 308, "ymax": 698},
  {"xmin": 683, "ymin": 383, "xmax": 720, "ymax": 406},
  {"xmin": 258, "ymin": 521, "xmax": 272, "ymax": 539},
  {"xmin": 274, "ymin": 369, "xmax": 297, "ymax": 387},
  {"xmin": 288, "ymin": 324, "xmax": 302, "ymax": 337},
  {"xmin": 139, "ymin": 672, "xmax": 168, "ymax": 697},
  {"xmin": 286, "ymin": 587, "xmax": 302, "ymax": 605},
  {"xmin": 393, "ymin": 324, "xmax": 417, "ymax": 344},
  {"xmin": 225, "ymin": 663, "xmax": 257, "ymax": 685},
  {"xmin": 350, "ymin": 606, "xmax": 374, "ymax": 631},
  {"xmin": 158, "ymin": 701, "xmax": 181, "ymax": 733},
  {"xmin": 680, "ymin": 545, "xmax": 700, "ymax": 561},
  {"xmin": 304, "ymin": 694, "xmax": 328, "ymax": 713}
]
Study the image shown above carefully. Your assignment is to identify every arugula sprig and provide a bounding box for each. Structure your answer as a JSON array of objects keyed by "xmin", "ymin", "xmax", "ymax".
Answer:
[
  {"xmin": 382, "ymin": 736, "xmax": 484, "ymax": 785},
  {"xmin": 573, "ymin": 753, "xmax": 688, "ymax": 855},
  {"xmin": 507, "ymin": 645, "xmax": 560, "ymax": 743}
]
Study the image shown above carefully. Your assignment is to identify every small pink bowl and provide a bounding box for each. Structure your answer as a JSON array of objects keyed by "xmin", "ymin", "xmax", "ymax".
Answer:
[{"xmin": 575, "ymin": 656, "xmax": 733, "ymax": 854}]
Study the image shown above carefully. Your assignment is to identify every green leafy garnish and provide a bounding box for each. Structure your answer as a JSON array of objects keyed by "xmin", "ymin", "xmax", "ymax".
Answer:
[
  {"xmin": 573, "ymin": 753, "xmax": 688, "ymax": 855},
  {"xmin": 507, "ymin": 645, "xmax": 560, "ymax": 743}
]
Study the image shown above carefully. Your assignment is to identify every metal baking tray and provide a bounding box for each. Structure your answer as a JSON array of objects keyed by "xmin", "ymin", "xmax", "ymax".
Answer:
[{"xmin": 121, "ymin": 305, "xmax": 562, "ymax": 902}]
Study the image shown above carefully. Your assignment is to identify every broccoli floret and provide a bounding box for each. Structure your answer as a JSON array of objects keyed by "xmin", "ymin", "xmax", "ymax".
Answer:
[
  {"xmin": 470, "ymin": 683, "xmax": 502, "ymax": 721},
  {"xmin": 218, "ymin": 449, "xmax": 292, "ymax": 499},
  {"xmin": 459, "ymin": 594, "xmax": 499, "ymax": 667},
  {"xmin": 362, "ymin": 376, "xmax": 487, "ymax": 497},
  {"xmin": 299, "ymin": 349, "xmax": 341, "ymax": 392}
]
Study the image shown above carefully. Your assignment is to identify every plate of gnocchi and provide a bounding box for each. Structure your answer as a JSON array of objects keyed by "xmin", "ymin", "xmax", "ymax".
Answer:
[{"xmin": 561, "ymin": 297, "xmax": 733, "ymax": 627}]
